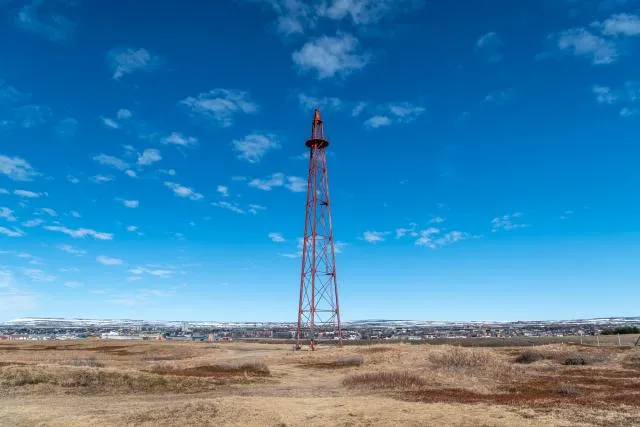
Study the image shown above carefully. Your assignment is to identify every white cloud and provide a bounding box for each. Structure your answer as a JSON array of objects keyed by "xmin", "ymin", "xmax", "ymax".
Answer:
[
  {"xmin": 101, "ymin": 117, "xmax": 120, "ymax": 129},
  {"xmin": 21, "ymin": 268, "xmax": 55, "ymax": 282},
  {"xmin": 126, "ymin": 225, "xmax": 138, "ymax": 232},
  {"xmin": 292, "ymin": 33, "xmax": 371, "ymax": 79},
  {"xmin": 620, "ymin": 107, "xmax": 640, "ymax": 116},
  {"xmin": 97, "ymin": 255, "xmax": 123, "ymax": 266},
  {"xmin": 0, "ymin": 155, "xmax": 39, "ymax": 181},
  {"xmin": 90, "ymin": 175, "xmax": 114, "ymax": 184},
  {"xmin": 58, "ymin": 244, "xmax": 86, "ymax": 256},
  {"xmin": 593, "ymin": 85, "xmax": 617, "ymax": 104},
  {"xmin": 125, "ymin": 170, "xmax": 137, "ymax": 178},
  {"xmin": 317, "ymin": 0, "xmax": 421, "ymax": 25},
  {"xmin": 107, "ymin": 47, "xmax": 162, "ymax": 80},
  {"xmin": 14, "ymin": 189, "xmax": 44, "ymax": 198},
  {"xmin": 137, "ymin": 148, "xmax": 161, "ymax": 166},
  {"xmin": 417, "ymin": 230, "xmax": 474, "ymax": 249},
  {"xmin": 599, "ymin": 13, "xmax": 640, "ymax": 36},
  {"xmin": 248, "ymin": 204, "xmax": 267, "ymax": 215},
  {"xmin": 352, "ymin": 101, "xmax": 367, "ymax": 116},
  {"xmin": 0, "ymin": 188, "xmax": 8, "ymax": 195},
  {"xmin": 121, "ymin": 199, "xmax": 139, "ymax": 209},
  {"xmin": 387, "ymin": 102, "xmax": 426, "ymax": 122},
  {"xmin": 476, "ymin": 31, "xmax": 503, "ymax": 62},
  {"xmin": 212, "ymin": 201, "xmax": 245, "ymax": 214},
  {"xmin": 0, "ymin": 207, "xmax": 16, "ymax": 222},
  {"xmin": 40, "ymin": 208, "xmax": 57, "ymax": 217},
  {"xmin": 554, "ymin": 27, "xmax": 617, "ymax": 64},
  {"xmin": 429, "ymin": 217, "xmax": 446, "ymax": 224},
  {"xmin": 164, "ymin": 181, "xmax": 203, "ymax": 201},
  {"xmin": 232, "ymin": 133, "xmax": 280, "ymax": 163},
  {"xmin": 249, "ymin": 173, "xmax": 285, "ymax": 191},
  {"xmin": 67, "ymin": 175, "xmax": 80, "ymax": 184},
  {"xmin": 93, "ymin": 153, "xmax": 129, "ymax": 171},
  {"xmin": 269, "ymin": 232, "xmax": 286, "ymax": 243},
  {"xmin": 70, "ymin": 211, "xmax": 81, "ymax": 218},
  {"xmin": 395, "ymin": 223, "xmax": 418, "ymax": 238},
  {"xmin": 362, "ymin": 230, "xmax": 388, "ymax": 243},
  {"xmin": 491, "ymin": 213, "xmax": 530, "ymax": 232},
  {"xmin": 117, "ymin": 109, "xmax": 132, "ymax": 119},
  {"xmin": 161, "ymin": 132, "xmax": 198, "ymax": 147},
  {"xmin": 217, "ymin": 185, "xmax": 229, "ymax": 197},
  {"xmin": 179, "ymin": 89, "xmax": 258, "ymax": 127},
  {"xmin": 285, "ymin": 176, "xmax": 307, "ymax": 192},
  {"xmin": 0, "ymin": 226, "xmax": 24, "ymax": 237},
  {"xmin": 22, "ymin": 218, "xmax": 43, "ymax": 228},
  {"xmin": 130, "ymin": 266, "xmax": 174, "ymax": 278},
  {"xmin": 15, "ymin": 0, "xmax": 76, "ymax": 43},
  {"xmin": 364, "ymin": 115, "xmax": 392, "ymax": 128},
  {"xmin": 44, "ymin": 225, "xmax": 113, "ymax": 240},
  {"xmin": 298, "ymin": 93, "xmax": 342, "ymax": 111}
]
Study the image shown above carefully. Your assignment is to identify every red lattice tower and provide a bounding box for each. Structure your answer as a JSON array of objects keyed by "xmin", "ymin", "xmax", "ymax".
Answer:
[{"xmin": 296, "ymin": 109, "xmax": 343, "ymax": 351}]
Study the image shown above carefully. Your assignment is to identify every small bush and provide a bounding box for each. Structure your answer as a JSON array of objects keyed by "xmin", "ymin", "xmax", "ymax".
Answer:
[
  {"xmin": 564, "ymin": 357, "xmax": 587, "ymax": 366},
  {"xmin": 428, "ymin": 345, "xmax": 496, "ymax": 369},
  {"xmin": 67, "ymin": 357, "xmax": 104, "ymax": 368},
  {"xmin": 622, "ymin": 352, "xmax": 640, "ymax": 369},
  {"xmin": 515, "ymin": 351, "xmax": 545, "ymax": 364},
  {"xmin": 150, "ymin": 359, "xmax": 270, "ymax": 377},
  {"xmin": 343, "ymin": 371, "xmax": 426, "ymax": 390}
]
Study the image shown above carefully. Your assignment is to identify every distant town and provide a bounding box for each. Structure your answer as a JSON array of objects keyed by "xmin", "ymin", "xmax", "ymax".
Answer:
[{"xmin": 1, "ymin": 317, "xmax": 639, "ymax": 343}]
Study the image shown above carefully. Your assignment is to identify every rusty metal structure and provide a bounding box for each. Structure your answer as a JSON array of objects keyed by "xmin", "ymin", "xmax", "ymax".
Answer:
[{"xmin": 295, "ymin": 109, "xmax": 342, "ymax": 350}]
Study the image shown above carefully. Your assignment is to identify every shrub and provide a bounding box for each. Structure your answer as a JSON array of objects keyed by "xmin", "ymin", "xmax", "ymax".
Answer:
[
  {"xmin": 557, "ymin": 383, "xmax": 580, "ymax": 396},
  {"xmin": 335, "ymin": 354, "xmax": 364, "ymax": 367},
  {"xmin": 563, "ymin": 357, "xmax": 587, "ymax": 366},
  {"xmin": 66, "ymin": 357, "xmax": 104, "ymax": 368},
  {"xmin": 428, "ymin": 345, "xmax": 496, "ymax": 369},
  {"xmin": 343, "ymin": 371, "xmax": 426, "ymax": 390},
  {"xmin": 515, "ymin": 351, "xmax": 545, "ymax": 364}
]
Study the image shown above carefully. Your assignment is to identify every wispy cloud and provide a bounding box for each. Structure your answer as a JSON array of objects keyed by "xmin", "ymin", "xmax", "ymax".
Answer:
[
  {"xmin": 363, "ymin": 102, "xmax": 425, "ymax": 128},
  {"xmin": 552, "ymin": 27, "xmax": 617, "ymax": 64},
  {"xmin": 90, "ymin": 175, "xmax": 114, "ymax": 184},
  {"xmin": 44, "ymin": 225, "xmax": 113, "ymax": 240},
  {"xmin": 13, "ymin": 189, "xmax": 45, "ymax": 198},
  {"xmin": 96, "ymin": 255, "xmax": 123, "ymax": 266},
  {"xmin": 119, "ymin": 199, "xmax": 139, "ymax": 209},
  {"xmin": 137, "ymin": 148, "xmax": 161, "ymax": 166},
  {"xmin": 298, "ymin": 93, "xmax": 342, "ymax": 111},
  {"xmin": 15, "ymin": 0, "xmax": 76, "ymax": 43},
  {"xmin": 0, "ymin": 207, "xmax": 16, "ymax": 222},
  {"xmin": 362, "ymin": 230, "xmax": 389, "ymax": 243},
  {"xmin": 40, "ymin": 208, "xmax": 57, "ymax": 217},
  {"xmin": 93, "ymin": 153, "xmax": 129, "ymax": 171},
  {"xmin": 161, "ymin": 132, "xmax": 198, "ymax": 147},
  {"xmin": 491, "ymin": 212, "xmax": 530, "ymax": 232},
  {"xmin": 164, "ymin": 181, "xmax": 203, "ymax": 201},
  {"xmin": 268, "ymin": 232, "xmax": 286, "ymax": 243},
  {"xmin": 483, "ymin": 89, "xmax": 516, "ymax": 105},
  {"xmin": 212, "ymin": 201, "xmax": 245, "ymax": 214},
  {"xmin": 232, "ymin": 133, "xmax": 280, "ymax": 163},
  {"xmin": 179, "ymin": 89, "xmax": 258, "ymax": 127},
  {"xmin": 292, "ymin": 33, "xmax": 371, "ymax": 79},
  {"xmin": 476, "ymin": 31, "xmax": 503, "ymax": 62},
  {"xmin": 58, "ymin": 244, "xmax": 86, "ymax": 256},
  {"xmin": 248, "ymin": 173, "xmax": 306, "ymax": 192},
  {"xmin": 107, "ymin": 47, "xmax": 162, "ymax": 80},
  {"xmin": 0, "ymin": 226, "xmax": 24, "ymax": 237},
  {"xmin": 0, "ymin": 155, "xmax": 39, "ymax": 181},
  {"xmin": 217, "ymin": 185, "xmax": 229, "ymax": 197}
]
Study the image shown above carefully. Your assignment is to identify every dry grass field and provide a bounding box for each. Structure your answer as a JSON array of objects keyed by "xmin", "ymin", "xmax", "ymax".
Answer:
[{"xmin": 0, "ymin": 340, "xmax": 639, "ymax": 426}]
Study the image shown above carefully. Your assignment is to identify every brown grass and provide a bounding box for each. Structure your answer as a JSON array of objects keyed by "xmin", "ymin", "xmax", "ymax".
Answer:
[
  {"xmin": 0, "ymin": 340, "xmax": 639, "ymax": 426},
  {"xmin": 343, "ymin": 371, "xmax": 427, "ymax": 390},
  {"xmin": 300, "ymin": 354, "xmax": 364, "ymax": 369}
]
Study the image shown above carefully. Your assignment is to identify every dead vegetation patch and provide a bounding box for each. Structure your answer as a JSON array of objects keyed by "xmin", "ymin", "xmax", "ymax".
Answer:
[
  {"xmin": 513, "ymin": 347, "xmax": 611, "ymax": 366},
  {"xmin": 124, "ymin": 401, "xmax": 219, "ymax": 426},
  {"xmin": 64, "ymin": 357, "xmax": 105, "ymax": 368},
  {"xmin": 148, "ymin": 360, "xmax": 270, "ymax": 378},
  {"xmin": 0, "ymin": 365, "xmax": 223, "ymax": 394},
  {"xmin": 300, "ymin": 354, "xmax": 364, "ymax": 369},
  {"xmin": 343, "ymin": 371, "xmax": 427, "ymax": 390},
  {"xmin": 427, "ymin": 345, "xmax": 500, "ymax": 370}
]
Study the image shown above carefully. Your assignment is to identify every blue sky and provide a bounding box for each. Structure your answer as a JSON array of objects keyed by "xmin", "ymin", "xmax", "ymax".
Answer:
[{"xmin": 0, "ymin": 0, "xmax": 639, "ymax": 322}]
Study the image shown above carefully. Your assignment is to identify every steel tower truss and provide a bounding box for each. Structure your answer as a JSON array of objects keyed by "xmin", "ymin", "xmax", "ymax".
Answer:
[{"xmin": 296, "ymin": 109, "xmax": 342, "ymax": 350}]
